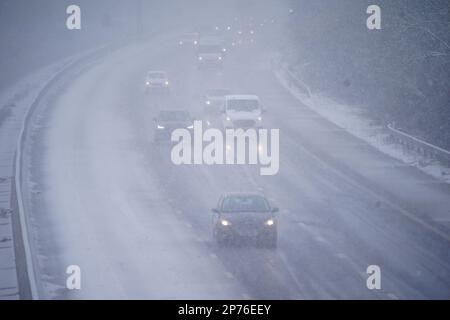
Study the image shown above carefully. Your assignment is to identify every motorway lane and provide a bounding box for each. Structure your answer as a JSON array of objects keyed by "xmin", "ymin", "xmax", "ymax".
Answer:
[
  {"xmin": 22, "ymin": 34, "xmax": 450, "ymax": 299},
  {"xmin": 23, "ymin": 38, "xmax": 248, "ymax": 299}
]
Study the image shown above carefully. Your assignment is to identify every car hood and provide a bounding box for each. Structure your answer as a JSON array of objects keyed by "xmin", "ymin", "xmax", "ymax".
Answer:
[
  {"xmin": 221, "ymin": 211, "xmax": 273, "ymax": 224},
  {"xmin": 148, "ymin": 79, "xmax": 166, "ymax": 83}
]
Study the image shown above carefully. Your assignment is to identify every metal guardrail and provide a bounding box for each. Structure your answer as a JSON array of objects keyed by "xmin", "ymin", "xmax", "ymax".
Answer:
[
  {"xmin": 284, "ymin": 68, "xmax": 312, "ymax": 99},
  {"xmin": 275, "ymin": 57, "xmax": 450, "ymax": 171},
  {"xmin": 271, "ymin": 58, "xmax": 312, "ymax": 99},
  {"xmin": 387, "ymin": 124, "xmax": 450, "ymax": 167}
]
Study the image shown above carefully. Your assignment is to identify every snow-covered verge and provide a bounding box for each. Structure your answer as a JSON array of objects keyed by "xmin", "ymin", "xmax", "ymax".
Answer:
[
  {"xmin": 0, "ymin": 44, "xmax": 120, "ymax": 299},
  {"xmin": 0, "ymin": 57, "xmax": 82, "ymax": 299},
  {"xmin": 274, "ymin": 63, "xmax": 450, "ymax": 184}
]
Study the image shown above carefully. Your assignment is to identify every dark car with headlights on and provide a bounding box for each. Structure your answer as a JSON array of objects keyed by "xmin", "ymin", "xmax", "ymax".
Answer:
[
  {"xmin": 204, "ymin": 88, "xmax": 231, "ymax": 113},
  {"xmin": 212, "ymin": 192, "xmax": 278, "ymax": 248},
  {"xmin": 153, "ymin": 110, "xmax": 193, "ymax": 142}
]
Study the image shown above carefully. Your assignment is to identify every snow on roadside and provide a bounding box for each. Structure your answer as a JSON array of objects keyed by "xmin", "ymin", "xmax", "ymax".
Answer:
[
  {"xmin": 0, "ymin": 50, "xmax": 105, "ymax": 300},
  {"xmin": 274, "ymin": 66, "xmax": 450, "ymax": 184},
  {"xmin": 0, "ymin": 57, "xmax": 77, "ymax": 300}
]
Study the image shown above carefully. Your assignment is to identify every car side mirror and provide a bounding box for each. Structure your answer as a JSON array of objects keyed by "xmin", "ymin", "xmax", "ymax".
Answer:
[
  {"xmin": 211, "ymin": 208, "xmax": 220, "ymax": 214},
  {"xmin": 271, "ymin": 207, "xmax": 279, "ymax": 213}
]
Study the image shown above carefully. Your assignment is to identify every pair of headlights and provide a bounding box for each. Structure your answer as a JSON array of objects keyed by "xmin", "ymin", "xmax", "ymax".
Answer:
[
  {"xmin": 220, "ymin": 219, "xmax": 274, "ymax": 226},
  {"xmin": 157, "ymin": 125, "xmax": 193, "ymax": 129},
  {"xmin": 198, "ymin": 56, "xmax": 222, "ymax": 61},
  {"xmin": 146, "ymin": 81, "xmax": 169, "ymax": 86},
  {"xmin": 225, "ymin": 116, "xmax": 262, "ymax": 121}
]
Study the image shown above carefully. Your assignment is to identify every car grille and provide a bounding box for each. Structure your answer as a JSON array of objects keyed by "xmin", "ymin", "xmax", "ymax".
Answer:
[{"xmin": 233, "ymin": 120, "xmax": 256, "ymax": 128}]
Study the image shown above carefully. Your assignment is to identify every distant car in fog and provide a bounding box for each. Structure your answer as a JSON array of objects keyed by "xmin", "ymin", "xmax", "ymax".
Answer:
[
  {"xmin": 179, "ymin": 32, "xmax": 199, "ymax": 46},
  {"xmin": 145, "ymin": 71, "xmax": 170, "ymax": 92},
  {"xmin": 212, "ymin": 192, "xmax": 278, "ymax": 248},
  {"xmin": 196, "ymin": 41, "xmax": 224, "ymax": 69},
  {"xmin": 222, "ymin": 95, "xmax": 264, "ymax": 129},
  {"xmin": 153, "ymin": 110, "xmax": 193, "ymax": 142},
  {"xmin": 204, "ymin": 88, "xmax": 231, "ymax": 112}
]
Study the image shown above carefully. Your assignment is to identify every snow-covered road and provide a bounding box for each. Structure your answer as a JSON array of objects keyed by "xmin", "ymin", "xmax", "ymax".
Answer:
[{"xmin": 20, "ymin": 34, "xmax": 450, "ymax": 299}]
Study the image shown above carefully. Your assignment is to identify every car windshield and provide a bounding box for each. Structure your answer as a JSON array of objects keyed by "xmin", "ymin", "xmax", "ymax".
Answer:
[
  {"xmin": 198, "ymin": 45, "xmax": 221, "ymax": 53},
  {"xmin": 207, "ymin": 89, "xmax": 230, "ymax": 97},
  {"xmin": 159, "ymin": 111, "xmax": 190, "ymax": 122},
  {"xmin": 221, "ymin": 195, "xmax": 270, "ymax": 212},
  {"xmin": 227, "ymin": 99, "xmax": 259, "ymax": 112},
  {"xmin": 148, "ymin": 72, "xmax": 165, "ymax": 79}
]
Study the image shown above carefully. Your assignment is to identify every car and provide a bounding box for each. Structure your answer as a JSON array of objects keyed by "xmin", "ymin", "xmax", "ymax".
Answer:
[
  {"xmin": 179, "ymin": 32, "xmax": 199, "ymax": 46},
  {"xmin": 212, "ymin": 192, "xmax": 278, "ymax": 248},
  {"xmin": 196, "ymin": 40, "xmax": 224, "ymax": 69},
  {"xmin": 145, "ymin": 71, "xmax": 170, "ymax": 92},
  {"xmin": 153, "ymin": 110, "xmax": 194, "ymax": 142},
  {"xmin": 204, "ymin": 88, "xmax": 231, "ymax": 112},
  {"xmin": 222, "ymin": 95, "xmax": 264, "ymax": 129}
]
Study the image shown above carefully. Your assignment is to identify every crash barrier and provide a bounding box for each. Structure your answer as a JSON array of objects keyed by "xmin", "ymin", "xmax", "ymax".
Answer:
[{"xmin": 387, "ymin": 124, "xmax": 450, "ymax": 167}]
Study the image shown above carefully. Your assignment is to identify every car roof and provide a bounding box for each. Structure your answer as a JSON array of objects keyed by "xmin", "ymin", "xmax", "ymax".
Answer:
[{"xmin": 225, "ymin": 94, "xmax": 259, "ymax": 100}]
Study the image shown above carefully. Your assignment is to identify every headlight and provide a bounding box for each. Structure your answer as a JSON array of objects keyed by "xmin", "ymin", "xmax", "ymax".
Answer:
[
  {"xmin": 218, "ymin": 56, "xmax": 222, "ymax": 60},
  {"xmin": 179, "ymin": 41, "xmax": 183, "ymax": 45},
  {"xmin": 222, "ymin": 48, "xmax": 227, "ymax": 52},
  {"xmin": 257, "ymin": 116, "xmax": 262, "ymax": 121},
  {"xmin": 146, "ymin": 81, "xmax": 150, "ymax": 85},
  {"xmin": 265, "ymin": 219, "xmax": 275, "ymax": 226},
  {"xmin": 198, "ymin": 56, "xmax": 203, "ymax": 61},
  {"xmin": 165, "ymin": 80, "xmax": 169, "ymax": 86},
  {"xmin": 206, "ymin": 100, "xmax": 211, "ymax": 105},
  {"xmin": 221, "ymin": 219, "xmax": 230, "ymax": 226},
  {"xmin": 194, "ymin": 40, "xmax": 198, "ymax": 45},
  {"xmin": 226, "ymin": 116, "xmax": 231, "ymax": 121},
  {"xmin": 157, "ymin": 125, "xmax": 165, "ymax": 129},
  {"xmin": 187, "ymin": 125, "xmax": 194, "ymax": 129}
]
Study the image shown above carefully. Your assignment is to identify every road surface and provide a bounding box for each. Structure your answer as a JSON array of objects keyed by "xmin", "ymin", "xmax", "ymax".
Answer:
[{"xmin": 20, "ymin": 33, "xmax": 450, "ymax": 299}]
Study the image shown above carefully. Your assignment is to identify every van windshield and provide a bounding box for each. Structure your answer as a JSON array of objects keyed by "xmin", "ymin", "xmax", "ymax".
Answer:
[{"xmin": 227, "ymin": 99, "xmax": 259, "ymax": 112}]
